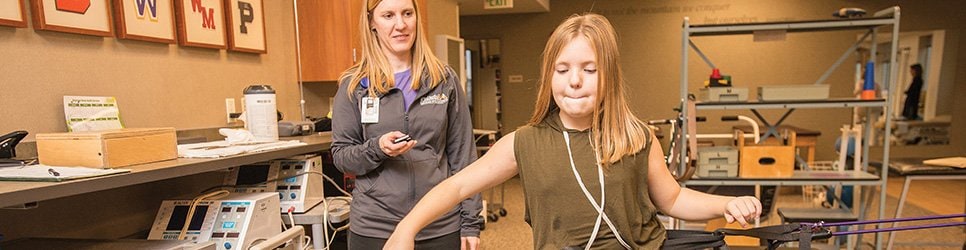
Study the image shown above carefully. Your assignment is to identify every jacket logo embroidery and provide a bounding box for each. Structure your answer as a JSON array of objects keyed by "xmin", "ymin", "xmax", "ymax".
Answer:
[{"xmin": 420, "ymin": 93, "xmax": 449, "ymax": 105}]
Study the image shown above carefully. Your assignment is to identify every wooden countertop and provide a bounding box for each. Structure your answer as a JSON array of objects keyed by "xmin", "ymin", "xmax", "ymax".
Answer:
[{"xmin": 0, "ymin": 133, "xmax": 332, "ymax": 208}]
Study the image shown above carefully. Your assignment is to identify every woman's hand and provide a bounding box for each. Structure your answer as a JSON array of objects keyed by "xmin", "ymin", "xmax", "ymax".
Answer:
[
  {"xmin": 379, "ymin": 131, "xmax": 417, "ymax": 157},
  {"xmin": 383, "ymin": 233, "xmax": 415, "ymax": 250},
  {"xmin": 461, "ymin": 236, "xmax": 480, "ymax": 250},
  {"xmin": 724, "ymin": 196, "xmax": 762, "ymax": 227}
]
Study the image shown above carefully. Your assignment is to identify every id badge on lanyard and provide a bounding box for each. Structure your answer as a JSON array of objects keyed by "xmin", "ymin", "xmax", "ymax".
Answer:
[{"xmin": 361, "ymin": 96, "xmax": 379, "ymax": 123}]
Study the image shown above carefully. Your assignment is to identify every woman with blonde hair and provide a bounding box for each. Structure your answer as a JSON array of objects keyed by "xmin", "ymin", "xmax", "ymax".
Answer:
[
  {"xmin": 331, "ymin": 0, "xmax": 482, "ymax": 249},
  {"xmin": 383, "ymin": 13, "xmax": 760, "ymax": 249}
]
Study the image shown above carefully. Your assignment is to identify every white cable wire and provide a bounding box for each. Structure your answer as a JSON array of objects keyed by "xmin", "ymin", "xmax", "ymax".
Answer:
[
  {"xmin": 324, "ymin": 196, "xmax": 352, "ymax": 249},
  {"xmin": 302, "ymin": 235, "xmax": 312, "ymax": 250},
  {"xmin": 179, "ymin": 190, "xmax": 231, "ymax": 240},
  {"xmin": 313, "ymin": 171, "xmax": 353, "ymax": 196},
  {"xmin": 253, "ymin": 170, "xmax": 351, "ymax": 250},
  {"xmin": 321, "ymin": 197, "xmax": 330, "ymax": 250},
  {"xmin": 287, "ymin": 211, "xmax": 296, "ymax": 232},
  {"xmin": 563, "ymin": 131, "xmax": 631, "ymax": 250}
]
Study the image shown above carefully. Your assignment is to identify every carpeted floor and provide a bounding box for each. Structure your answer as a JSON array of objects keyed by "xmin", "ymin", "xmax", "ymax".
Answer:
[{"xmin": 478, "ymin": 176, "xmax": 965, "ymax": 249}]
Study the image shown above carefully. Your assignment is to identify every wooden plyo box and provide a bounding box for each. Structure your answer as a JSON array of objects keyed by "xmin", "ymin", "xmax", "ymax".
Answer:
[
  {"xmin": 737, "ymin": 130, "xmax": 796, "ymax": 178},
  {"xmin": 36, "ymin": 128, "xmax": 177, "ymax": 168}
]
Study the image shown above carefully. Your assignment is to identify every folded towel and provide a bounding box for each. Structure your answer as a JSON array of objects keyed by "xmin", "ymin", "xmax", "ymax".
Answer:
[{"xmin": 923, "ymin": 157, "xmax": 966, "ymax": 168}]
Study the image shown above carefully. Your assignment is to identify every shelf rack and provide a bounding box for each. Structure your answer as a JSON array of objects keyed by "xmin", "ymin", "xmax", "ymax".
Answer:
[{"xmin": 677, "ymin": 7, "xmax": 901, "ymax": 249}]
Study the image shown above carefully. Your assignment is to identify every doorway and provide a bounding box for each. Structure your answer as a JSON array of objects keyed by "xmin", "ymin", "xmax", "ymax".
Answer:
[{"xmin": 465, "ymin": 39, "xmax": 504, "ymax": 134}]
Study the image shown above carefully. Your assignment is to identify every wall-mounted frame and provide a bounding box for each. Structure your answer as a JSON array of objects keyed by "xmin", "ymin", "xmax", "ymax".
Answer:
[
  {"xmin": 114, "ymin": 0, "xmax": 177, "ymax": 43},
  {"xmin": 175, "ymin": 0, "xmax": 226, "ymax": 49},
  {"xmin": 225, "ymin": 0, "xmax": 266, "ymax": 53},
  {"xmin": 31, "ymin": 0, "xmax": 114, "ymax": 36},
  {"xmin": 0, "ymin": 0, "xmax": 28, "ymax": 28}
]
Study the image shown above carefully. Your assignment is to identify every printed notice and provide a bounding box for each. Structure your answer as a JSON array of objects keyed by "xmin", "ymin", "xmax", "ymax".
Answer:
[{"xmin": 64, "ymin": 96, "xmax": 124, "ymax": 132}]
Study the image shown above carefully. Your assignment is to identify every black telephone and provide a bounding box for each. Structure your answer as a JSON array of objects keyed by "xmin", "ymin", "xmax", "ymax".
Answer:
[{"xmin": 0, "ymin": 131, "xmax": 28, "ymax": 166}]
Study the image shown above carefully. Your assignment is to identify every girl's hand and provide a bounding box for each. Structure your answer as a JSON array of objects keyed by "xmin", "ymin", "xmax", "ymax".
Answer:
[{"xmin": 724, "ymin": 196, "xmax": 762, "ymax": 227}]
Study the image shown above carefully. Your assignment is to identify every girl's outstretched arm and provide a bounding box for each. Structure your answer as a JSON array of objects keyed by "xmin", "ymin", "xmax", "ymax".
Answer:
[
  {"xmin": 385, "ymin": 132, "xmax": 521, "ymax": 249},
  {"xmin": 646, "ymin": 134, "xmax": 762, "ymax": 226}
]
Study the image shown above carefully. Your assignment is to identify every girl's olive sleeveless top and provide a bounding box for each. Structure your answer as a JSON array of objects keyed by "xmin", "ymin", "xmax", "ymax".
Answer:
[{"xmin": 514, "ymin": 111, "xmax": 666, "ymax": 249}]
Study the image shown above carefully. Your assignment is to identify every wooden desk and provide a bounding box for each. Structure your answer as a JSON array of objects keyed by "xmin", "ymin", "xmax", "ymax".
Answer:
[
  {"xmin": 734, "ymin": 125, "xmax": 821, "ymax": 164},
  {"xmin": 0, "ymin": 133, "xmax": 333, "ymax": 208}
]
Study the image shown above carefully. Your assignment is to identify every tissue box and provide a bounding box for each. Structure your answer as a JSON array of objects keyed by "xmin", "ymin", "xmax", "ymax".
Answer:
[{"xmin": 37, "ymin": 128, "xmax": 177, "ymax": 168}]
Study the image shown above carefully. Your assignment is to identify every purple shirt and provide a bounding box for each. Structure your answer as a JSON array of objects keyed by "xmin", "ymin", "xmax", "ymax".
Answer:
[
  {"xmin": 394, "ymin": 69, "xmax": 416, "ymax": 111},
  {"xmin": 359, "ymin": 69, "xmax": 416, "ymax": 111}
]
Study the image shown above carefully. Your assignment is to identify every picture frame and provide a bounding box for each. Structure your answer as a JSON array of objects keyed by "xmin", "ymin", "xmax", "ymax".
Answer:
[
  {"xmin": 0, "ymin": 0, "xmax": 28, "ymax": 28},
  {"xmin": 174, "ymin": 0, "xmax": 226, "ymax": 49},
  {"xmin": 224, "ymin": 0, "xmax": 266, "ymax": 53},
  {"xmin": 114, "ymin": 0, "xmax": 177, "ymax": 43},
  {"xmin": 31, "ymin": 0, "xmax": 114, "ymax": 36}
]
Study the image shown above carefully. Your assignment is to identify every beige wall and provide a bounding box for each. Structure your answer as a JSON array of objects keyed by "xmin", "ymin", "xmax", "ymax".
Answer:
[
  {"xmin": 0, "ymin": 1, "xmax": 300, "ymax": 241},
  {"xmin": 0, "ymin": 1, "xmax": 302, "ymax": 139},
  {"xmin": 461, "ymin": 0, "xmax": 966, "ymax": 160},
  {"xmin": 427, "ymin": 0, "xmax": 461, "ymax": 49}
]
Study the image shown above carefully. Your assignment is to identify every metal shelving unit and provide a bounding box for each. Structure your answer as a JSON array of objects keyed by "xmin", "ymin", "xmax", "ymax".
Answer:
[
  {"xmin": 677, "ymin": 7, "xmax": 900, "ymax": 249},
  {"xmin": 685, "ymin": 171, "xmax": 880, "ymax": 186},
  {"xmin": 696, "ymin": 98, "xmax": 886, "ymax": 110}
]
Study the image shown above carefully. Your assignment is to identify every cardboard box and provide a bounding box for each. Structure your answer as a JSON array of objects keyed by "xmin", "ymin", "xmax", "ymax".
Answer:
[
  {"xmin": 757, "ymin": 85, "xmax": 830, "ymax": 101},
  {"xmin": 37, "ymin": 128, "xmax": 177, "ymax": 168}
]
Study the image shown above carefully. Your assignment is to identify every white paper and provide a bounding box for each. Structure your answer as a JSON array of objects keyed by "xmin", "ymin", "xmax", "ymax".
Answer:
[
  {"xmin": 0, "ymin": 164, "xmax": 130, "ymax": 182},
  {"xmin": 64, "ymin": 96, "xmax": 124, "ymax": 132},
  {"xmin": 177, "ymin": 140, "xmax": 306, "ymax": 158}
]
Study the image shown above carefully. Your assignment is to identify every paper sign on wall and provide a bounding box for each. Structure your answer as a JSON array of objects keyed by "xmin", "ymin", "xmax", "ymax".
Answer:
[{"xmin": 64, "ymin": 96, "xmax": 124, "ymax": 132}]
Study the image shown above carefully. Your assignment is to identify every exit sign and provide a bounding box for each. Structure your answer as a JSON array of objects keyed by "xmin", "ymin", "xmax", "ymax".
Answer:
[{"xmin": 484, "ymin": 0, "xmax": 513, "ymax": 9}]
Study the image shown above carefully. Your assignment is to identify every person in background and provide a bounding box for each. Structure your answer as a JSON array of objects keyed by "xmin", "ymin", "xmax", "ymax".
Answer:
[
  {"xmin": 902, "ymin": 63, "xmax": 924, "ymax": 120},
  {"xmin": 330, "ymin": 0, "xmax": 482, "ymax": 249},
  {"xmin": 383, "ymin": 13, "xmax": 761, "ymax": 249}
]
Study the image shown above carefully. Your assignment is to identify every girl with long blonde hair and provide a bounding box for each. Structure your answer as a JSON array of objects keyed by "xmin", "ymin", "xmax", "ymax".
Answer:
[{"xmin": 383, "ymin": 13, "xmax": 761, "ymax": 249}]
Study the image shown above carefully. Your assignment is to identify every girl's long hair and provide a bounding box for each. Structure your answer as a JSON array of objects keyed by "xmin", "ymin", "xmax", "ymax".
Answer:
[{"xmin": 528, "ymin": 13, "xmax": 651, "ymax": 166}]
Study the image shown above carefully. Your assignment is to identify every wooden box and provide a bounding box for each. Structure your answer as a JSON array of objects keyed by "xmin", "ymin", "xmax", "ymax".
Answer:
[
  {"xmin": 737, "ymin": 130, "xmax": 796, "ymax": 178},
  {"xmin": 37, "ymin": 128, "xmax": 177, "ymax": 168}
]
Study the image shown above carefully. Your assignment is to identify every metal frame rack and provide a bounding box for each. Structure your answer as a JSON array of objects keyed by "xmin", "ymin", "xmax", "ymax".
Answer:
[{"xmin": 677, "ymin": 7, "xmax": 900, "ymax": 249}]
